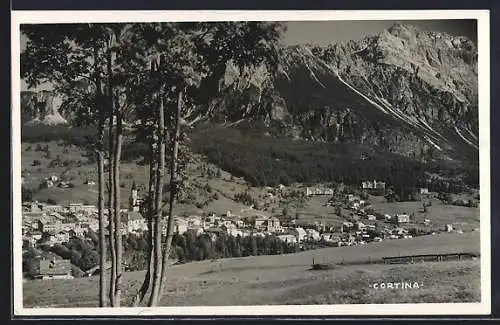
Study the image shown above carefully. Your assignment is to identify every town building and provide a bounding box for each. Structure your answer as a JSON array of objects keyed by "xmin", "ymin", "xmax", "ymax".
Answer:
[
  {"xmin": 254, "ymin": 215, "xmax": 269, "ymax": 230},
  {"xmin": 174, "ymin": 218, "xmax": 189, "ymax": 235},
  {"xmin": 361, "ymin": 180, "xmax": 386, "ymax": 194},
  {"xmin": 305, "ymin": 187, "xmax": 334, "ymax": 196},
  {"xmin": 68, "ymin": 203, "xmax": 97, "ymax": 214},
  {"xmin": 28, "ymin": 230, "xmax": 43, "ymax": 241},
  {"xmin": 38, "ymin": 218, "xmax": 62, "ymax": 233},
  {"xmin": 341, "ymin": 221, "xmax": 354, "ymax": 232},
  {"xmin": 321, "ymin": 233, "xmax": 340, "ymax": 243},
  {"xmin": 266, "ymin": 217, "xmax": 281, "ymax": 233},
  {"xmin": 292, "ymin": 227, "xmax": 307, "ymax": 242},
  {"xmin": 346, "ymin": 194, "xmax": 361, "ymax": 202},
  {"xmin": 54, "ymin": 231, "xmax": 70, "ymax": 243},
  {"xmin": 188, "ymin": 226, "xmax": 204, "ymax": 236},
  {"xmin": 122, "ymin": 211, "xmax": 147, "ymax": 233},
  {"xmin": 36, "ymin": 258, "xmax": 73, "ymax": 280},
  {"xmin": 128, "ymin": 181, "xmax": 144, "ymax": 212},
  {"xmin": 356, "ymin": 222, "xmax": 367, "ymax": 231},
  {"xmin": 60, "ymin": 222, "xmax": 76, "ymax": 232},
  {"xmin": 222, "ymin": 224, "xmax": 241, "ymax": 237},
  {"xmin": 69, "ymin": 225, "xmax": 86, "ymax": 237},
  {"xmin": 42, "ymin": 179, "xmax": 55, "ymax": 188},
  {"xmin": 42, "ymin": 204, "xmax": 64, "ymax": 213},
  {"xmin": 306, "ymin": 228, "xmax": 321, "ymax": 241},
  {"xmin": 277, "ymin": 234, "xmax": 297, "ymax": 244},
  {"xmin": 22, "ymin": 236, "xmax": 36, "ymax": 248},
  {"xmin": 395, "ymin": 214, "xmax": 410, "ymax": 225}
]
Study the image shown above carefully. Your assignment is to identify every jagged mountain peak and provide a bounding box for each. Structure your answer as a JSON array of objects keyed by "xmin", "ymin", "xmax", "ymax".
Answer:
[{"xmin": 216, "ymin": 25, "xmax": 478, "ymax": 163}]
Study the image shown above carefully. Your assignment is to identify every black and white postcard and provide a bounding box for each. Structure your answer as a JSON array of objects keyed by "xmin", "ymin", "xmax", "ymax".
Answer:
[{"xmin": 11, "ymin": 10, "xmax": 491, "ymax": 316}]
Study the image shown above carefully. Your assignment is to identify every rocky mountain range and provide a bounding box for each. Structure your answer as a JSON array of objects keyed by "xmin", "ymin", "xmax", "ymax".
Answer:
[
  {"xmin": 218, "ymin": 23, "xmax": 478, "ymax": 163},
  {"xmin": 21, "ymin": 23, "xmax": 479, "ymax": 164}
]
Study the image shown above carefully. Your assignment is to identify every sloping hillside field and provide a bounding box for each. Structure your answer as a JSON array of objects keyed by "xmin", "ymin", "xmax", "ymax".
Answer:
[{"xmin": 23, "ymin": 232, "xmax": 480, "ymax": 307}]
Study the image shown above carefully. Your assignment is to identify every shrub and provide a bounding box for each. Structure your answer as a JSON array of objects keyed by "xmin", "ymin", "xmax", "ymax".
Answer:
[
  {"xmin": 22, "ymin": 186, "xmax": 34, "ymax": 202},
  {"xmin": 71, "ymin": 264, "xmax": 86, "ymax": 278},
  {"xmin": 234, "ymin": 191, "xmax": 256, "ymax": 206},
  {"xmin": 32, "ymin": 159, "xmax": 41, "ymax": 166},
  {"xmin": 78, "ymin": 249, "xmax": 99, "ymax": 271}
]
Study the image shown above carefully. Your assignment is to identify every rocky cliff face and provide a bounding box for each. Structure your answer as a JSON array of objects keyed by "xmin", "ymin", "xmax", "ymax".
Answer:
[
  {"xmin": 21, "ymin": 90, "xmax": 68, "ymax": 125},
  {"xmin": 218, "ymin": 23, "xmax": 478, "ymax": 163}
]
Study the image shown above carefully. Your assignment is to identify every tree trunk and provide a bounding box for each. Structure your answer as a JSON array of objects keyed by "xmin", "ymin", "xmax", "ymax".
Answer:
[
  {"xmin": 158, "ymin": 90, "xmax": 183, "ymax": 299},
  {"xmin": 106, "ymin": 44, "xmax": 117, "ymax": 307},
  {"xmin": 113, "ymin": 108, "xmax": 123, "ymax": 307},
  {"xmin": 97, "ymin": 150, "xmax": 107, "ymax": 307},
  {"xmin": 94, "ymin": 44, "xmax": 107, "ymax": 308},
  {"xmin": 133, "ymin": 143, "xmax": 157, "ymax": 307},
  {"xmin": 149, "ymin": 86, "xmax": 166, "ymax": 307}
]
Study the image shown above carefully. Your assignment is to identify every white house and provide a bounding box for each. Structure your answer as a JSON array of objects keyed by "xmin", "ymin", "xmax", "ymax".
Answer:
[
  {"xmin": 292, "ymin": 227, "xmax": 307, "ymax": 242},
  {"xmin": 321, "ymin": 233, "xmax": 341, "ymax": 243},
  {"xmin": 54, "ymin": 231, "xmax": 70, "ymax": 243},
  {"xmin": 70, "ymin": 225, "xmax": 86, "ymax": 237},
  {"xmin": 30, "ymin": 230, "xmax": 43, "ymax": 241},
  {"xmin": 174, "ymin": 218, "xmax": 189, "ymax": 235},
  {"xmin": 356, "ymin": 222, "xmax": 367, "ymax": 231},
  {"xmin": 60, "ymin": 222, "xmax": 76, "ymax": 232},
  {"xmin": 347, "ymin": 194, "xmax": 360, "ymax": 202},
  {"xmin": 396, "ymin": 214, "xmax": 410, "ymax": 224},
  {"xmin": 122, "ymin": 211, "xmax": 147, "ymax": 233},
  {"xmin": 306, "ymin": 228, "xmax": 321, "ymax": 241},
  {"xmin": 277, "ymin": 234, "xmax": 297, "ymax": 244},
  {"xmin": 341, "ymin": 222, "xmax": 354, "ymax": 233},
  {"xmin": 367, "ymin": 214, "xmax": 377, "ymax": 221},
  {"xmin": 266, "ymin": 217, "xmax": 281, "ymax": 233},
  {"xmin": 254, "ymin": 216, "xmax": 269, "ymax": 229},
  {"xmin": 306, "ymin": 187, "xmax": 334, "ymax": 196},
  {"xmin": 188, "ymin": 226, "xmax": 204, "ymax": 236},
  {"xmin": 252, "ymin": 232, "xmax": 266, "ymax": 238},
  {"xmin": 42, "ymin": 204, "xmax": 64, "ymax": 213},
  {"xmin": 188, "ymin": 216, "xmax": 203, "ymax": 227}
]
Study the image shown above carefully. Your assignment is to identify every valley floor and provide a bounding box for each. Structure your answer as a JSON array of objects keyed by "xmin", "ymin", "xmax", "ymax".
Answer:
[{"xmin": 23, "ymin": 232, "xmax": 481, "ymax": 308}]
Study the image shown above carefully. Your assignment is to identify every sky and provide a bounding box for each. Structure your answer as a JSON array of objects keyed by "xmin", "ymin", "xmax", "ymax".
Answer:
[
  {"xmin": 282, "ymin": 19, "xmax": 477, "ymax": 46},
  {"xmin": 20, "ymin": 19, "xmax": 477, "ymax": 91}
]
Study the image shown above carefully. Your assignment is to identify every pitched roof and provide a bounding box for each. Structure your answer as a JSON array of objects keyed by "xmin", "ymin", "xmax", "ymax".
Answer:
[{"xmin": 120, "ymin": 211, "xmax": 143, "ymax": 222}]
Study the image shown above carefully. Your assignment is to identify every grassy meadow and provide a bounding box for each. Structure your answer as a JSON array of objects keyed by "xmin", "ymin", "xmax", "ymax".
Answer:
[{"xmin": 23, "ymin": 232, "xmax": 481, "ymax": 307}]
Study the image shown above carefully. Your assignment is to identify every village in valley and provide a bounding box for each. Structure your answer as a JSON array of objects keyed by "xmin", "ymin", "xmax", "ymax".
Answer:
[{"xmin": 22, "ymin": 172, "xmax": 478, "ymax": 281}]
